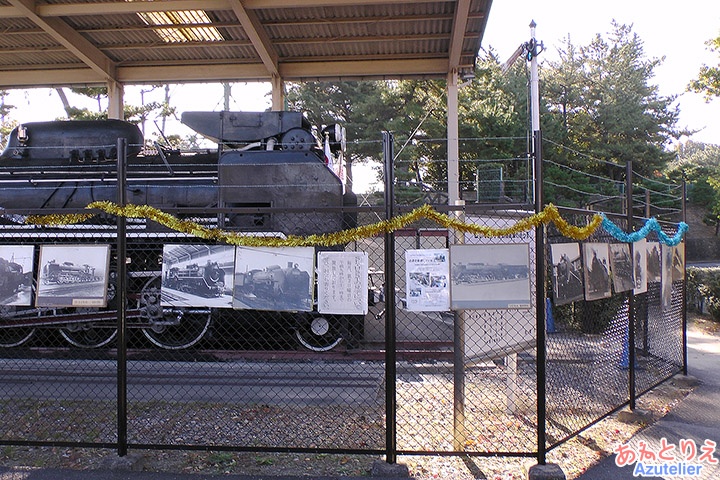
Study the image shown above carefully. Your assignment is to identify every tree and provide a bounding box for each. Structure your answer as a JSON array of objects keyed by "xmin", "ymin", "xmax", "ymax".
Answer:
[
  {"xmin": 667, "ymin": 141, "xmax": 720, "ymax": 232},
  {"xmin": 542, "ymin": 22, "xmax": 683, "ymax": 179},
  {"xmin": 286, "ymin": 81, "xmax": 396, "ymax": 189},
  {"xmin": 688, "ymin": 32, "xmax": 720, "ymax": 100},
  {"xmin": 0, "ymin": 90, "xmax": 15, "ymax": 146}
]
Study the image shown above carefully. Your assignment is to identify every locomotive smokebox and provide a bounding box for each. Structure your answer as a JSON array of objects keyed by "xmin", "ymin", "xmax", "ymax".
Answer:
[{"xmin": 1, "ymin": 120, "xmax": 143, "ymax": 164}]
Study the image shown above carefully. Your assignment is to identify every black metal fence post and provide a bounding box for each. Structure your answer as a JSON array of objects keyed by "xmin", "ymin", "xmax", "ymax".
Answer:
[
  {"xmin": 533, "ymin": 129, "xmax": 547, "ymax": 465},
  {"xmin": 682, "ymin": 179, "xmax": 688, "ymax": 376},
  {"xmin": 382, "ymin": 131, "xmax": 397, "ymax": 464},
  {"xmin": 116, "ymin": 138, "xmax": 128, "ymax": 456},
  {"xmin": 626, "ymin": 161, "xmax": 636, "ymax": 410}
]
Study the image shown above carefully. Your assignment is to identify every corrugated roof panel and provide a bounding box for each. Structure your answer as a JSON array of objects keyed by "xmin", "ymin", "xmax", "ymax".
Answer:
[
  {"xmin": 0, "ymin": 50, "xmax": 83, "ymax": 68},
  {"xmin": 0, "ymin": 0, "xmax": 493, "ymax": 86}
]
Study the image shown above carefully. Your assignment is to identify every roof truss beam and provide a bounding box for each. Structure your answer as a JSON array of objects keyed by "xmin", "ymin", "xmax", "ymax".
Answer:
[
  {"xmin": 448, "ymin": 0, "xmax": 471, "ymax": 70},
  {"xmin": 0, "ymin": 0, "xmax": 454, "ymax": 18},
  {"xmin": 228, "ymin": 0, "xmax": 279, "ymax": 77},
  {"xmin": 6, "ymin": 0, "xmax": 117, "ymax": 81}
]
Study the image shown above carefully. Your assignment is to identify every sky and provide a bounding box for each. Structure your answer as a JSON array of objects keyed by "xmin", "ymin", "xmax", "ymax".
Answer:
[{"xmin": 3, "ymin": 1, "xmax": 720, "ymax": 192}]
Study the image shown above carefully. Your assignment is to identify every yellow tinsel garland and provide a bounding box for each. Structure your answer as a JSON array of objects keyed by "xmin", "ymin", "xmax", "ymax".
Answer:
[{"xmin": 24, "ymin": 201, "xmax": 603, "ymax": 246}]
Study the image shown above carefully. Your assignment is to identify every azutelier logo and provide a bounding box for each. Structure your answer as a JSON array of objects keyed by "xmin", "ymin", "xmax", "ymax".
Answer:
[{"xmin": 614, "ymin": 438, "xmax": 717, "ymax": 477}]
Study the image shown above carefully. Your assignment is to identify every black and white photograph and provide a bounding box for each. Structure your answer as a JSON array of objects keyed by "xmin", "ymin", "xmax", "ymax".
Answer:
[
  {"xmin": 450, "ymin": 243, "xmax": 531, "ymax": 309},
  {"xmin": 661, "ymin": 244, "xmax": 673, "ymax": 311},
  {"xmin": 609, "ymin": 243, "xmax": 634, "ymax": 293},
  {"xmin": 35, "ymin": 244, "xmax": 110, "ymax": 307},
  {"xmin": 582, "ymin": 243, "xmax": 611, "ymax": 301},
  {"xmin": 646, "ymin": 241, "xmax": 662, "ymax": 283},
  {"xmin": 233, "ymin": 246, "xmax": 314, "ymax": 312},
  {"xmin": 161, "ymin": 245, "xmax": 236, "ymax": 308},
  {"xmin": 634, "ymin": 238, "xmax": 648, "ymax": 295},
  {"xmin": 672, "ymin": 243, "xmax": 685, "ymax": 282},
  {"xmin": 550, "ymin": 243, "xmax": 584, "ymax": 305},
  {"xmin": 0, "ymin": 245, "xmax": 34, "ymax": 306}
]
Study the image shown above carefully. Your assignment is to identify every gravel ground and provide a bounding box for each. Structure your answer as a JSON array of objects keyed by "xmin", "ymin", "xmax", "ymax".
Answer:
[{"xmin": 0, "ymin": 317, "xmax": 708, "ymax": 479}]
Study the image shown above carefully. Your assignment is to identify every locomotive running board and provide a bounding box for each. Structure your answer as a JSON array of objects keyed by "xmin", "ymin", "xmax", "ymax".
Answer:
[{"xmin": 0, "ymin": 309, "xmax": 143, "ymax": 328}]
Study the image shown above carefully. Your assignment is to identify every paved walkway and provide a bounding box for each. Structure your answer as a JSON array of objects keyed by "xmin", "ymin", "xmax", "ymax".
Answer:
[{"xmin": 577, "ymin": 327, "xmax": 720, "ymax": 480}]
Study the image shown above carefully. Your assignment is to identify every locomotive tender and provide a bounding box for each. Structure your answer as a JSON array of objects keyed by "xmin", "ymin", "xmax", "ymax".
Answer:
[{"xmin": 0, "ymin": 111, "xmax": 357, "ymax": 351}]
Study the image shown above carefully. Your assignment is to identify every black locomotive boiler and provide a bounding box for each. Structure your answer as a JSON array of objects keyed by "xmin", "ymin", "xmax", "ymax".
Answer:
[{"xmin": 0, "ymin": 111, "xmax": 358, "ymax": 351}]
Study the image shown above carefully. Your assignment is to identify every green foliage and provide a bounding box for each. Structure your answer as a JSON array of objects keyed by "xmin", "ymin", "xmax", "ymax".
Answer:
[
  {"xmin": 542, "ymin": 22, "xmax": 681, "ymax": 180},
  {"xmin": 687, "ymin": 267, "xmax": 720, "ymax": 321},
  {"xmin": 0, "ymin": 90, "xmax": 15, "ymax": 146},
  {"xmin": 688, "ymin": 32, "xmax": 720, "ymax": 100},
  {"xmin": 667, "ymin": 141, "xmax": 720, "ymax": 228}
]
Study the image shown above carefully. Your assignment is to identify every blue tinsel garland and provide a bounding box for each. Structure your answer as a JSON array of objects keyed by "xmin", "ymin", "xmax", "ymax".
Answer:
[{"xmin": 601, "ymin": 215, "xmax": 688, "ymax": 246}]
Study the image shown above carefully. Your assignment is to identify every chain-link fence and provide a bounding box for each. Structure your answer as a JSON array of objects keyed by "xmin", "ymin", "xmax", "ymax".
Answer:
[{"xmin": 0, "ymin": 133, "xmax": 686, "ymax": 465}]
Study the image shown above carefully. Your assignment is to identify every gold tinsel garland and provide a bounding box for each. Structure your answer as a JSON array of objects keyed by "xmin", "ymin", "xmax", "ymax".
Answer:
[{"xmin": 24, "ymin": 201, "xmax": 603, "ymax": 246}]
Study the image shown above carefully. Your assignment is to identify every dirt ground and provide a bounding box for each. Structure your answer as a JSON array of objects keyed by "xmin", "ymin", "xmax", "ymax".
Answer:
[{"xmin": 0, "ymin": 314, "xmax": 713, "ymax": 479}]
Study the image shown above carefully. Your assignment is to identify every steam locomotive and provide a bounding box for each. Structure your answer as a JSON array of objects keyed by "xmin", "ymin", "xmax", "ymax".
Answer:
[
  {"xmin": 41, "ymin": 260, "xmax": 100, "ymax": 285},
  {"xmin": 0, "ymin": 111, "xmax": 358, "ymax": 351},
  {"xmin": 452, "ymin": 262, "xmax": 529, "ymax": 284},
  {"xmin": 0, "ymin": 256, "xmax": 31, "ymax": 298},
  {"xmin": 236, "ymin": 262, "xmax": 312, "ymax": 307},
  {"xmin": 164, "ymin": 261, "xmax": 226, "ymax": 298}
]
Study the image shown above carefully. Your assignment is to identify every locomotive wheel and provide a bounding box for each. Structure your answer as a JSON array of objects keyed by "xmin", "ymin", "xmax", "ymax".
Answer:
[
  {"xmin": 295, "ymin": 314, "xmax": 343, "ymax": 352},
  {"xmin": 0, "ymin": 327, "xmax": 35, "ymax": 348},
  {"xmin": 0, "ymin": 307, "xmax": 35, "ymax": 348},
  {"xmin": 139, "ymin": 276, "xmax": 211, "ymax": 349},
  {"xmin": 60, "ymin": 321, "xmax": 117, "ymax": 348}
]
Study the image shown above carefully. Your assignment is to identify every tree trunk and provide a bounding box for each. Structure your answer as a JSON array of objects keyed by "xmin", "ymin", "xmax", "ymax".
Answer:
[{"xmin": 55, "ymin": 88, "xmax": 72, "ymax": 116}]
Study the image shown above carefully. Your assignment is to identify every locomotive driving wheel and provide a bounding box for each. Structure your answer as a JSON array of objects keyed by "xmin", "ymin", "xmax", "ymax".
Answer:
[
  {"xmin": 139, "ymin": 276, "xmax": 211, "ymax": 349},
  {"xmin": 59, "ymin": 271, "xmax": 118, "ymax": 348},
  {"xmin": 295, "ymin": 313, "xmax": 343, "ymax": 352},
  {"xmin": 60, "ymin": 318, "xmax": 117, "ymax": 348},
  {"xmin": 0, "ymin": 306, "xmax": 35, "ymax": 348}
]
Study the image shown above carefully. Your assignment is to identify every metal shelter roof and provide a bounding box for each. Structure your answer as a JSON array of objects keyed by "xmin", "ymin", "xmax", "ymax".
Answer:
[{"xmin": 0, "ymin": 0, "xmax": 494, "ymax": 88}]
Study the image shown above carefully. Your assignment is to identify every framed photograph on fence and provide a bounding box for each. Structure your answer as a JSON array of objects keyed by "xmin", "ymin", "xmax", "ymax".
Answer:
[
  {"xmin": 405, "ymin": 249, "xmax": 450, "ymax": 312},
  {"xmin": 672, "ymin": 243, "xmax": 685, "ymax": 282},
  {"xmin": 582, "ymin": 243, "xmax": 611, "ymax": 301},
  {"xmin": 550, "ymin": 243, "xmax": 584, "ymax": 305},
  {"xmin": 633, "ymin": 238, "xmax": 648, "ymax": 295},
  {"xmin": 450, "ymin": 243, "xmax": 531, "ymax": 310},
  {"xmin": 609, "ymin": 243, "xmax": 634, "ymax": 293},
  {"xmin": 35, "ymin": 244, "xmax": 110, "ymax": 307},
  {"xmin": 161, "ymin": 244, "xmax": 236, "ymax": 308},
  {"xmin": 0, "ymin": 245, "xmax": 34, "ymax": 306},
  {"xmin": 646, "ymin": 241, "xmax": 662, "ymax": 283},
  {"xmin": 233, "ymin": 246, "xmax": 314, "ymax": 312},
  {"xmin": 317, "ymin": 251, "xmax": 369, "ymax": 315}
]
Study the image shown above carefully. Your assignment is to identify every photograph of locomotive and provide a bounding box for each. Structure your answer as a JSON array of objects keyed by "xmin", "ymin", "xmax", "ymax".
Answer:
[
  {"xmin": 35, "ymin": 245, "xmax": 110, "ymax": 308},
  {"xmin": 0, "ymin": 246, "xmax": 34, "ymax": 306},
  {"xmin": 0, "ymin": 111, "xmax": 358, "ymax": 351},
  {"xmin": 582, "ymin": 243, "xmax": 611, "ymax": 301},
  {"xmin": 609, "ymin": 243, "xmax": 634, "ymax": 293},
  {"xmin": 161, "ymin": 244, "xmax": 234, "ymax": 308},
  {"xmin": 450, "ymin": 244, "xmax": 531, "ymax": 309},
  {"xmin": 550, "ymin": 243, "xmax": 584, "ymax": 305},
  {"xmin": 233, "ymin": 246, "xmax": 314, "ymax": 313}
]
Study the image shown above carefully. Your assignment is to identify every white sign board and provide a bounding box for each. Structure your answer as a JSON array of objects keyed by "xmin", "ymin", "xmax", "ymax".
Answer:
[
  {"xmin": 317, "ymin": 251, "xmax": 369, "ymax": 315},
  {"xmin": 405, "ymin": 248, "xmax": 450, "ymax": 312}
]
